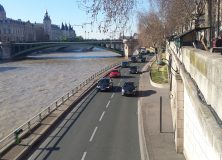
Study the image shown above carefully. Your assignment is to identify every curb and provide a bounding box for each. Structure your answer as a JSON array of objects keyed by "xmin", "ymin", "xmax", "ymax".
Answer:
[
  {"xmin": 138, "ymin": 100, "xmax": 149, "ymax": 160},
  {"xmin": 149, "ymin": 79, "xmax": 169, "ymax": 88}
]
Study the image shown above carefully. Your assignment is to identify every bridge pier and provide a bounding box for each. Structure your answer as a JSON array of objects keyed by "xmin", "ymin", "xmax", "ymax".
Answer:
[
  {"xmin": 123, "ymin": 39, "xmax": 139, "ymax": 57},
  {"xmin": 0, "ymin": 43, "xmax": 12, "ymax": 60}
]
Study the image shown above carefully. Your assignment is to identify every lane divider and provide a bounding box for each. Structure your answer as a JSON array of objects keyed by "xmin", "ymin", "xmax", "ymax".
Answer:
[
  {"xmin": 99, "ymin": 111, "xmax": 105, "ymax": 122},
  {"xmin": 89, "ymin": 127, "xmax": 98, "ymax": 142},
  {"xmin": 111, "ymin": 93, "xmax": 115, "ymax": 99},
  {"xmin": 81, "ymin": 152, "xmax": 87, "ymax": 160},
  {"xmin": 106, "ymin": 101, "xmax": 110, "ymax": 108}
]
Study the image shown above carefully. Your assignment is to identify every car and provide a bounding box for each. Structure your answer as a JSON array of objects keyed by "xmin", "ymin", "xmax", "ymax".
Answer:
[
  {"xmin": 130, "ymin": 56, "xmax": 137, "ymax": 63},
  {"xmin": 137, "ymin": 56, "xmax": 146, "ymax": 63},
  {"xmin": 109, "ymin": 69, "xmax": 121, "ymax": 78},
  {"xmin": 97, "ymin": 77, "xmax": 113, "ymax": 91},
  {"xmin": 129, "ymin": 66, "xmax": 139, "ymax": 74},
  {"xmin": 121, "ymin": 81, "xmax": 137, "ymax": 96},
  {"xmin": 121, "ymin": 61, "xmax": 130, "ymax": 68},
  {"xmin": 139, "ymin": 47, "xmax": 147, "ymax": 54}
]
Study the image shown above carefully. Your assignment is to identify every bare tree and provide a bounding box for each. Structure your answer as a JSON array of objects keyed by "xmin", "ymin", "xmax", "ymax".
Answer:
[{"xmin": 78, "ymin": 0, "xmax": 137, "ymax": 32}]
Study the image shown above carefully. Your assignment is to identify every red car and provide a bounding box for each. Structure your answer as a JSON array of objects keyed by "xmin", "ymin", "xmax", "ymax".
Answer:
[{"xmin": 109, "ymin": 69, "xmax": 121, "ymax": 78}]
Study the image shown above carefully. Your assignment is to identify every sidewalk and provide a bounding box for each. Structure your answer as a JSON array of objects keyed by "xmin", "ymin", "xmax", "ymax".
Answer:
[{"xmin": 139, "ymin": 61, "xmax": 185, "ymax": 160}]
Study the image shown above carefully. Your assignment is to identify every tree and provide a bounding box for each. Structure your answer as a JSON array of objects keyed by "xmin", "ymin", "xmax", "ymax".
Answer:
[{"xmin": 78, "ymin": 0, "xmax": 137, "ymax": 32}]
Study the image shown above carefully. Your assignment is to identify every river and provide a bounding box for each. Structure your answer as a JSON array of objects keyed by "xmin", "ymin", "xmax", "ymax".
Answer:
[{"xmin": 0, "ymin": 48, "xmax": 123, "ymax": 140}]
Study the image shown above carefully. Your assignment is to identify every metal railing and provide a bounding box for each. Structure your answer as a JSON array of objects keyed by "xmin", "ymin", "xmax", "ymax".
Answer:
[{"xmin": 0, "ymin": 62, "xmax": 120, "ymax": 154}]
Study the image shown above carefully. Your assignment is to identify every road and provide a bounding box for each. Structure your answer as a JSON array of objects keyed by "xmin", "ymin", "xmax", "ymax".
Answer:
[{"xmin": 27, "ymin": 57, "xmax": 150, "ymax": 160}]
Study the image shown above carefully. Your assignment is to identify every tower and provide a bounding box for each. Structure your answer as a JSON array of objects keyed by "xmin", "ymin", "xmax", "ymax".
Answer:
[
  {"xmin": 43, "ymin": 10, "xmax": 52, "ymax": 40},
  {"xmin": 0, "ymin": 4, "xmax": 6, "ymax": 20}
]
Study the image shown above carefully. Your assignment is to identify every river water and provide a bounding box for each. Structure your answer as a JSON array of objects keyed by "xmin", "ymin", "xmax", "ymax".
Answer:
[{"xmin": 0, "ymin": 48, "xmax": 123, "ymax": 140}]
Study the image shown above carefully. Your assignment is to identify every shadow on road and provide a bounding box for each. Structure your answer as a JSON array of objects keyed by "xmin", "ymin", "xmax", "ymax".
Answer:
[{"xmin": 137, "ymin": 90, "xmax": 157, "ymax": 97}]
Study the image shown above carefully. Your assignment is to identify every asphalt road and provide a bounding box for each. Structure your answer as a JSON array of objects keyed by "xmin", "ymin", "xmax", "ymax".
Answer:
[{"xmin": 27, "ymin": 57, "xmax": 151, "ymax": 160}]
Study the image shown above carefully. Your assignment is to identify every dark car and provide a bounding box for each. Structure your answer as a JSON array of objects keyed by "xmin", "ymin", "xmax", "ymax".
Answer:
[
  {"xmin": 97, "ymin": 77, "xmax": 113, "ymax": 91},
  {"xmin": 129, "ymin": 66, "xmax": 139, "ymax": 74},
  {"xmin": 121, "ymin": 82, "xmax": 137, "ymax": 96},
  {"xmin": 137, "ymin": 56, "xmax": 146, "ymax": 63},
  {"xmin": 121, "ymin": 61, "xmax": 130, "ymax": 68},
  {"xmin": 130, "ymin": 56, "xmax": 137, "ymax": 63}
]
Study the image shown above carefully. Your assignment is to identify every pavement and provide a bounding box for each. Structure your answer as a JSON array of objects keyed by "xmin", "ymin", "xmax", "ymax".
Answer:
[{"xmin": 139, "ymin": 59, "xmax": 185, "ymax": 160}]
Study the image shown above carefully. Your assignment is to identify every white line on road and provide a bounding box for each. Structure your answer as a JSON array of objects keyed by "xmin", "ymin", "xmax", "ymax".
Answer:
[
  {"xmin": 99, "ymin": 111, "xmax": 105, "ymax": 121},
  {"xmin": 81, "ymin": 152, "xmax": 87, "ymax": 160},
  {"xmin": 89, "ymin": 126, "xmax": 98, "ymax": 142},
  {"xmin": 106, "ymin": 101, "xmax": 110, "ymax": 108},
  {"xmin": 111, "ymin": 93, "xmax": 115, "ymax": 99}
]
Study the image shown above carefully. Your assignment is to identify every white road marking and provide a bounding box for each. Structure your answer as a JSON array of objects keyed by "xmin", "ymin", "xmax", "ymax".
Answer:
[
  {"xmin": 106, "ymin": 101, "xmax": 110, "ymax": 108},
  {"xmin": 111, "ymin": 93, "xmax": 115, "ymax": 98},
  {"xmin": 89, "ymin": 126, "xmax": 98, "ymax": 142},
  {"xmin": 118, "ymin": 82, "xmax": 121, "ymax": 86},
  {"xmin": 99, "ymin": 111, "xmax": 105, "ymax": 121},
  {"xmin": 81, "ymin": 152, "xmax": 87, "ymax": 160}
]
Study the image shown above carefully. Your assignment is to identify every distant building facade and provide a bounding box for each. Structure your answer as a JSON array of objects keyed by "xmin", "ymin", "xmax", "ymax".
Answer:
[{"xmin": 0, "ymin": 4, "xmax": 76, "ymax": 42}]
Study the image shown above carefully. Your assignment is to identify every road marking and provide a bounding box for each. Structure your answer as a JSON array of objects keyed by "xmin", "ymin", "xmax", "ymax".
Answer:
[
  {"xmin": 111, "ymin": 93, "xmax": 115, "ymax": 99},
  {"xmin": 99, "ymin": 111, "xmax": 105, "ymax": 121},
  {"xmin": 106, "ymin": 101, "xmax": 110, "ymax": 108},
  {"xmin": 81, "ymin": 152, "xmax": 87, "ymax": 160},
  {"xmin": 118, "ymin": 82, "xmax": 121, "ymax": 86},
  {"xmin": 89, "ymin": 126, "xmax": 98, "ymax": 142}
]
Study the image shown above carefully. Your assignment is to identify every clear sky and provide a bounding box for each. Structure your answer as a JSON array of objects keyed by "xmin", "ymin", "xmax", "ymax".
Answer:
[{"xmin": 0, "ymin": 0, "xmax": 149, "ymax": 39}]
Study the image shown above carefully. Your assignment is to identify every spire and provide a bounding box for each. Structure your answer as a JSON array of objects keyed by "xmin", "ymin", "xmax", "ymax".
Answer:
[
  {"xmin": 65, "ymin": 23, "xmax": 68, "ymax": 30},
  {"xmin": 61, "ymin": 22, "xmax": 65, "ymax": 30},
  {"xmin": 69, "ymin": 24, "xmax": 72, "ymax": 30},
  {"xmin": 44, "ymin": 9, "xmax": 51, "ymax": 21}
]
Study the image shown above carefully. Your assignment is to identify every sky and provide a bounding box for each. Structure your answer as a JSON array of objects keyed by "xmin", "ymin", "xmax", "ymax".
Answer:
[{"xmin": 0, "ymin": 0, "xmax": 149, "ymax": 39}]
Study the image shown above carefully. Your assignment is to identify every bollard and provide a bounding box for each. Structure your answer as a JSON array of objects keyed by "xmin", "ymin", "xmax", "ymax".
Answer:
[
  {"xmin": 160, "ymin": 96, "xmax": 162, "ymax": 133},
  {"xmin": 14, "ymin": 129, "xmax": 23, "ymax": 144}
]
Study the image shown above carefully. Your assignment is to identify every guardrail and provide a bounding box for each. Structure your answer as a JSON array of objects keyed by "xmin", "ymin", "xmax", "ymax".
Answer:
[{"xmin": 0, "ymin": 62, "xmax": 120, "ymax": 154}]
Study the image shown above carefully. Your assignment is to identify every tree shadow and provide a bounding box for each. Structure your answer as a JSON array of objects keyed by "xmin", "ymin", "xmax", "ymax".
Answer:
[{"xmin": 137, "ymin": 90, "xmax": 157, "ymax": 97}]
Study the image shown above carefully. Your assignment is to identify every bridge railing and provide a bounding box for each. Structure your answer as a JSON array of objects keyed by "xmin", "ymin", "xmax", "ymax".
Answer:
[{"xmin": 0, "ymin": 62, "xmax": 120, "ymax": 155}]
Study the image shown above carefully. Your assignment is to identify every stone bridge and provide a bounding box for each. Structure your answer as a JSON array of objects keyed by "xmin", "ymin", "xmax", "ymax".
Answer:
[
  {"xmin": 167, "ymin": 42, "xmax": 222, "ymax": 160},
  {"xmin": 0, "ymin": 39, "xmax": 139, "ymax": 60}
]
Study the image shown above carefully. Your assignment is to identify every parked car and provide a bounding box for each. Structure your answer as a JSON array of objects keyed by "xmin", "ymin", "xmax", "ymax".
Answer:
[
  {"xmin": 137, "ymin": 56, "xmax": 146, "ymax": 63},
  {"xmin": 97, "ymin": 77, "xmax": 113, "ymax": 91},
  {"xmin": 129, "ymin": 66, "xmax": 139, "ymax": 74},
  {"xmin": 130, "ymin": 56, "xmax": 137, "ymax": 63},
  {"xmin": 109, "ymin": 69, "xmax": 121, "ymax": 78},
  {"xmin": 121, "ymin": 61, "xmax": 130, "ymax": 68},
  {"xmin": 139, "ymin": 47, "xmax": 147, "ymax": 54},
  {"xmin": 121, "ymin": 81, "xmax": 137, "ymax": 96}
]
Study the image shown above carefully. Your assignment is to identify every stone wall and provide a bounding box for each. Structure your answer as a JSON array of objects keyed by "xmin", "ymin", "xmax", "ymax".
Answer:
[{"xmin": 167, "ymin": 43, "xmax": 222, "ymax": 160}]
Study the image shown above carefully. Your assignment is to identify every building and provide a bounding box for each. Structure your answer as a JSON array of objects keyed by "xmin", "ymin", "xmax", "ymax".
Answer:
[{"xmin": 0, "ymin": 4, "xmax": 76, "ymax": 42}]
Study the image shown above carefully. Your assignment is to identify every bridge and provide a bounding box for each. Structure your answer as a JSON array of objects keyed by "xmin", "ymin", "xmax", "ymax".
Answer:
[{"xmin": 0, "ymin": 39, "xmax": 139, "ymax": 60}]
